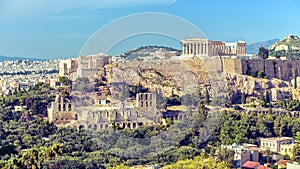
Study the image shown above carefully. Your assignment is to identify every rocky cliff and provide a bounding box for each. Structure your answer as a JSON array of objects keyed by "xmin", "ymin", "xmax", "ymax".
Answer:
[{"xmin": 224, "ymin": 73, "xmax": 291, "ymax": 103}]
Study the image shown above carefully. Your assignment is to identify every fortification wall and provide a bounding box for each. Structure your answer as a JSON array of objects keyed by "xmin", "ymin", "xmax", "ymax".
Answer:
[
  {"xmin": 221, "ymin": 57, "xmax": 243, "ymax": 74},
  {"xmin": 203, "ymin": 57, "xmax": 300, "ymax": 81},
  {"xmin": 240, "ymin": 59, "xmax": 300, "ymax": 81},
  {"xmin": 201, "ymin": 57, "xmax": 223, "ymax": 73}
]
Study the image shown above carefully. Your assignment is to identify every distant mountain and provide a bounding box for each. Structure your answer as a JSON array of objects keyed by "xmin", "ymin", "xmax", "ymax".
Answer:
[
  {"xmin": 0, "ymin": 55, "xmax": 45, "ymax": 62},
  {"xmin": 269, "ymin": 34, "xmax": 300, "ymax": 58},
  {"xmin": 119, "ymin": 45, "xmax": 181, "ymax": 60},
  {"xmin": 246, "ymin": 38, "xmax": 280, "ymax": 54}
]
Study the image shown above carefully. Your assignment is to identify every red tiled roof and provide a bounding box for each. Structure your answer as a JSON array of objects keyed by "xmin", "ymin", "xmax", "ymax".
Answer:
[
  {"xmin": 275, "ymin": 160, "xmax": 291, "ymax": 166},
  {"xmin": 242, "ymin": 161, "xmax": 260, "ymax": 168},
  {"xmin": 257, "ymin": 166, "xmax": 271, "ymax": 169},
  {"xmin": 249, "ymin": 147, "xmax": 259, "ymax": 151}
]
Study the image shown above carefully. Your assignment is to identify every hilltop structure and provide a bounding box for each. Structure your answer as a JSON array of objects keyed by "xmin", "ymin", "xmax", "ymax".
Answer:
[
  {"xmin": 59, "ymin": 53, "xmax": 111, "ymax": 80},
  {"xmin": 181, "ymin": 38, "xmax": 246, "ymax": 56}
]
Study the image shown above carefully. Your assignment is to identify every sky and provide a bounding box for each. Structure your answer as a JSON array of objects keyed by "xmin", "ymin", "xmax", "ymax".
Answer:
[{"xmin": 0, "ymin": 0, "xmax": 300, "ymax": 59}]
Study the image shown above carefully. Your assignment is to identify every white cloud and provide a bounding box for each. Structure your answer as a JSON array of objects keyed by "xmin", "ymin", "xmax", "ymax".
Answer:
[{"xmin": 0, "ymin": 0, "xmax": 176, "ymax": 19}]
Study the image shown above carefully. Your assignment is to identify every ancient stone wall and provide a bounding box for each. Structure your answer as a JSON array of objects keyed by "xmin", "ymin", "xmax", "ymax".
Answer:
[
  {"xmin": 210, "ymin": 57, "xmax": 300, "ymax": 81},
  {"xmin": 221, "ymin": 58, "xmax": 243, "ymax": 74}
]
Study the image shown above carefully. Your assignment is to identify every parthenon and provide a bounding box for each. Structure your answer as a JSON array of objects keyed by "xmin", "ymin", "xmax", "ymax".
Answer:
[{"xmin": 181, "ymin": 38, "xmax": 246, "ymax": 56}]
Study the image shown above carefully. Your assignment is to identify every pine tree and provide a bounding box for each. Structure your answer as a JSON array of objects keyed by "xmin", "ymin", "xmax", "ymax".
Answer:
[
  {"xmin": 205, "ymin": 88, "xmax": 210, "ymax": 105},
  {"xmin": 241, "ymin": 92, "xmax": 246, "ymax": 104},
  {"xmin": 265, "ymin": 91, "xmax": 271, "ymax": 104},
  {"xmin": 294, "ymin": 76, "xmax": 297, "ymax": 89}
]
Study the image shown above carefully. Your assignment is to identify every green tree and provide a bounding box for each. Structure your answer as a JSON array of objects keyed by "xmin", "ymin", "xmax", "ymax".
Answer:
[
  {"xmin": 241, "ymin": 92, "xmax": 246, "ymax": 104},
  {"xmin": 294, "ymin": 76, "xmax": 298, "ymax": 89},
  {"xmin": 258, "ymin": 46, "xmax": 269, "ymax": 59},
  {"xmin": 296, "ymin": 132, "xmax": 300, "ymax": 142},
  {"xmin": 59, "ymin": 76, "xmax": 72, "ymax": 87},
  {"xmin": 205, "ymin": 89, "xmax": 210, "ymax": 105},
  {"xmin": 265, "ymin": 91, "xmax": 271, "ymax": 105}
]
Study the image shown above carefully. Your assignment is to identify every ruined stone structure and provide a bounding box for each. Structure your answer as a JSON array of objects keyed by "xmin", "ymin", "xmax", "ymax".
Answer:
[
  {"xmin": 77, "ymin": 54, "xmax": 112, "ymax": 78},
  {"xmin": 136, "ymin": 93, "xmax": 156, "ymax": 108},
  {"xmin": 48, "ymin": 95, "xmax": 76, "ymax": 125},
  {"xmin": 58, "ymin": 54, "xmax": 112, "ymax": 80},
  {"xmin": 48, "ymin": 91, "xmax": 163, "ymax": 130},
  {"xmin": 181, "ymin": 38, "xmax": 246, "ymax": 56},
  {"xmin": 204, "ymin": 57, "xmax": 300, "ymax": 81},
  {"xmin": 58, "ymin": 59, "xmax": 78, "ymax": 79},
  {"xmin": 72, "ymin": 106, "xmax": 158, "ymax": 130}
]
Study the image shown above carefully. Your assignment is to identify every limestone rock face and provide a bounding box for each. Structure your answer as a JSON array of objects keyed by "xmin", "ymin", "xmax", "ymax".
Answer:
[{"xmin": 223, "ymin": 73, "xmax": 291, "ymax": 103}]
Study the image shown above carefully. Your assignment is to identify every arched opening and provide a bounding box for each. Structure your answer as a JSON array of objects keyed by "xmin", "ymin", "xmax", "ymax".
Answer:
[
  {"xmin": 79, "ymin": 125, "xmax": 85, "ymax": 130},
  {"xmin": 63, "ymin": 104, "xmax": 66, "ymax": 111},
  {"xmin": 105, "ymin": 124, "xmax": 109, "ymax": 129},
  {"xmin": 74, "ymin": 114, "xmax": 78, "ymax": 120},
  {"xmin": 127, "ymin": 123, "xmax": 131, "ymax": 128},
  {"xmin": 94, "ymin": 124, "xmax": 97, "ymax": 130},
  {"xmin": 132, "ymin": 122, "xmax": 137, "ymax": 128},
  {"xmin": 68, "ymin": 104, "xmax": 72, "ymax": 111},
  {"xmin": 138, "ymin": 122, "xmax": 143, "ymax": 127}
]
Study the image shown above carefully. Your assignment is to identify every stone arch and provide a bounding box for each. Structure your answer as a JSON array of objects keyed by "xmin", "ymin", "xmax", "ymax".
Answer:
[
  {"xmin": 105, "ymin": 123, "xmax": 109, "ymax": 129},
  {"xmin": 132, "ymin": 122, "xmax": 137, "ymax": 129},
  {"xmin": 79, "ymin": 125, "xmax": 85, "ymax": 130},
  {"xmin": 88, "ymin": 124, "xmax": 92, "ymax": 129},
  {"xmin": 127, "ymin": 123, "xmax": 131, "ymax": 128},
  {"xmin": 138, "ymin": 122, "xmax": 143, "ymax": 127},
  {"xmin": 122, "ymin": 123, "xmax": 126, "ymax": 128},
  {"xmin": 94, "ymin": 124, "xmax": 97, "ymax": 130},
  {"xmin": 74, "ymin": 114, "xmax": 78, "ymax": 120},
  {"xmin": 68, "ymin": 104, "xmax": 72, "ymax": 111}
]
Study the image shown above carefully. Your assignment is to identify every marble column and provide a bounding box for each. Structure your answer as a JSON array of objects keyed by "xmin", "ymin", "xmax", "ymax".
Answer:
[{"xmin": 193, "ymin": 43, "xmax": 196, "ymax": 55}]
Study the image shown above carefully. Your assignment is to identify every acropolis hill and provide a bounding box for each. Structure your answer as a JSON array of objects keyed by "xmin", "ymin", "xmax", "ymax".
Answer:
[{"xmin": 50, "ymin": 36, "xmax": 300, "ymax": 130}]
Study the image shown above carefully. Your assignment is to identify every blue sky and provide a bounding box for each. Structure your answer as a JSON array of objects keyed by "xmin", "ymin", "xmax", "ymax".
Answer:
[{"xmin": 0, "ymin": 0, "xmax": 300, "ymax": 59}]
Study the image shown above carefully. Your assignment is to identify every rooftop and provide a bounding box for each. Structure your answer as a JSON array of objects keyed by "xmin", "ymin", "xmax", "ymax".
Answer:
[
  {"xmin": 257, "ymin": 166, "xmax": 271, "ymax": 169},
  {"xmin": 260, "ymin": 137, "xmax": 294, "ymax": 141},
  {"xmin": 242, "ymin": 161, "xmax": 260, "ymax": 169}
]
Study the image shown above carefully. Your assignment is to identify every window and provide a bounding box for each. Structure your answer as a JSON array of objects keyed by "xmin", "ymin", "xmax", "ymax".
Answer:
[
  {"xmin": 74, "ymin": 114, "xmax": 78, "ymax": 120},
  {"xmin": 68, "ymin": 104, "xmax": 71, "ymax": 111}
]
